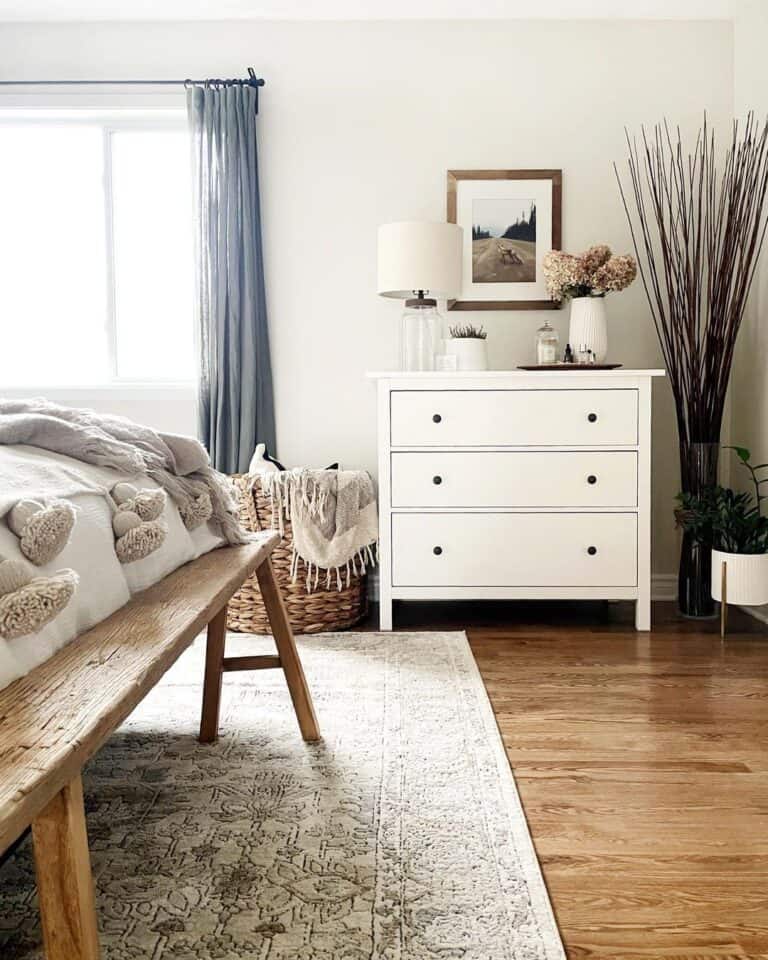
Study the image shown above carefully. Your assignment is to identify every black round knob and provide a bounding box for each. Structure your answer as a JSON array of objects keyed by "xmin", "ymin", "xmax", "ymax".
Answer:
[
  {"xmin": 587, "ymin": 412, "xmax": 598, "ymax": 423},
  {"xmin": 433, "ymin": 475, "xmax": 442, "ymax": 485},
  {"xmin": 587, "ymin": 545, "xmax": 597, "ymax": 556},
  {"xmin": 433, "ymin": 546, "xmax": 443, "ymax": 556},
  {"xmin": 587, "ymin": 475, "xmax": 597, "ymax": 485},
  {"xmin": 432, "ymin": 413, "xmax": 442, "ymax": 423}
]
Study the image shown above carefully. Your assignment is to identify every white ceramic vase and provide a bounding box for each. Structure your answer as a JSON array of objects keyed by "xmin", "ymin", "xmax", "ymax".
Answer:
[
  {"xmin": 446, "ymin": 338, "xmax": 488, "ymax": 371},
  {"xmin": 711, "ymin": 549, "xmax": 768, "ymax": 606},
  {"xmin": 568, "ymin": 296, "xmax": 608, "ymax": 362}
]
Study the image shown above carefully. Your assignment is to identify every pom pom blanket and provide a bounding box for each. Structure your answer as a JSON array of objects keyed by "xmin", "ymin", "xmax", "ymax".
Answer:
[{"xmin": 0, "ymin": 399, "xmax": 246, "ymax": 546}]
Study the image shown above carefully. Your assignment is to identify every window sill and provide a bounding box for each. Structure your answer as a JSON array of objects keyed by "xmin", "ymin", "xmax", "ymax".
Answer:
[{"xmin": 3, "ymin": 381, "xmax": 196, "ymax": 391}]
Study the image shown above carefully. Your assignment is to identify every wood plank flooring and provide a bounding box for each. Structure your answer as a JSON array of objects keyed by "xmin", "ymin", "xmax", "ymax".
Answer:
[{"xmin": 368, "ymin": 600, "xmax": 768, "ymax": 960}]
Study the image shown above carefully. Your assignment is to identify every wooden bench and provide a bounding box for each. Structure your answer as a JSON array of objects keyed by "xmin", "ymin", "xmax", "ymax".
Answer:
[{"xmin": 0, "ymin": 532, "xmax": 319, "ymax": 960}]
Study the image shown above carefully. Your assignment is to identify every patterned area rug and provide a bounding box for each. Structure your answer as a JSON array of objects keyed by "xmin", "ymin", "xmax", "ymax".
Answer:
[{"xmin": 0, "ymin": 631, "xmax": 564, "ymax": 959}]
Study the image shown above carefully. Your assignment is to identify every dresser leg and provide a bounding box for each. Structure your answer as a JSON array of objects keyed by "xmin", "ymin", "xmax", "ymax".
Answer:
[
  {"xmin": 635, "ymin": 595, "xmax": 651, "ymax": 631},
  {"xmin": 379, "ymin": 599, "xmax": 393, "ymax": 631}
]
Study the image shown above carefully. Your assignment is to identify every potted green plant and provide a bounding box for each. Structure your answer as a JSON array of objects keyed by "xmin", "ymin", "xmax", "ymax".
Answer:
[
  {"xmin": 676, "ymin": 447, "xmax": 768, "ymax": 613},
  {"xmin": 446, "ymin": 323, "xmax": 488, "ymax": 371}
]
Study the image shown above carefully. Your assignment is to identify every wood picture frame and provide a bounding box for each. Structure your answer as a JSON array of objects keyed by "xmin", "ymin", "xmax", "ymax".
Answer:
[{"xmin": 447, "ymin": 169, "xmax": 562, "ymax": 311}]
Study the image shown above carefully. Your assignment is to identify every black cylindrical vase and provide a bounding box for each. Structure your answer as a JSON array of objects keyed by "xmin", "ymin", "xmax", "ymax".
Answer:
[
  {"xmin": 678, "ymin": 442, "xmax": 719, "ymax": 619},
  {"xmin": 678, "ymin": 530, "xmax": 715, "ymax": 618}
]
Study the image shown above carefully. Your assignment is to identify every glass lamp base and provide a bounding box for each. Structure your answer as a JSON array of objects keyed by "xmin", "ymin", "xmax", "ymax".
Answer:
[{"xmin": 401, "ymin": 299, "xmax": 442, "ymax": 371}]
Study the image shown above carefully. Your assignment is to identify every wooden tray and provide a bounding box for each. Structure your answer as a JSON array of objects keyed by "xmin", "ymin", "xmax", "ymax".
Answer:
[{"xmin": 517, "ymin": 363, "xmax": 623, "ymax": 371}]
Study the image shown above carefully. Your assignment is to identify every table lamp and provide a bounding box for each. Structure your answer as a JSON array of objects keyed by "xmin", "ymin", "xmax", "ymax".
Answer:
[{"xmin": 377, "ymin": 221, "xmax": 463, "ymax": 370}]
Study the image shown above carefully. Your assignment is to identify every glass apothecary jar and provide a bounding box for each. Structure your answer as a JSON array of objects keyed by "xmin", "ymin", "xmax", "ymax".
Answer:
[{"xmin": 536, "ymin": 318, "xmax": 559, "ymax": 365}]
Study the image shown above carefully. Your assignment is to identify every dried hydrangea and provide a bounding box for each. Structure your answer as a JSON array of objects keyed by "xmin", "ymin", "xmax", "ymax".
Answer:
[
  {"xmin": 542, "ymin": 251, "xmax": 586, "ymax": 301},
  {"xmin": 542, "ymin": 245, "xmax": 637, "ymax": 301},
  {"xmin": 592, "ymin": 255, "xmax": 637, "ymax": 293},
  {"xmin": 581, "ymin": 244, "xmax": 612, "ymax": 274}
]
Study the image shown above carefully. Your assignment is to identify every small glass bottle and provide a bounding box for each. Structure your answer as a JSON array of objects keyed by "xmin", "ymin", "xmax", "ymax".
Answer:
[
  {"xmin": 536, "ymin": 318, "xmax": 559, "ymax": 365},
  {"xmin": 401, "ymin": 298, "xmax": 442, "ymax": 371}
]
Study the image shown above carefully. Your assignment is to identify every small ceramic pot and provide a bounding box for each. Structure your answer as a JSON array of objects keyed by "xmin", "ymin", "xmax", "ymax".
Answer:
[
  {"xmin": 711, "ymin": 549, "xmax": 768, "ymax": 606},
  {"xmin": 446, "ymin": 338, "xmax": 488, "ymax": 371}
]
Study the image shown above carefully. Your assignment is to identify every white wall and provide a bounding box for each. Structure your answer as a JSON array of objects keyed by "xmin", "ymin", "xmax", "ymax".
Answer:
[
  {"xmin": 729, "ymin": 1, "xmax": 768, "ymax": 620},
  {"xmin": 0, "ymin": 18, "xmax": 734, "ymax": 576},
  {"xmin": 733, "ymin": 0, "xmax": 768, "ymax": 470}
]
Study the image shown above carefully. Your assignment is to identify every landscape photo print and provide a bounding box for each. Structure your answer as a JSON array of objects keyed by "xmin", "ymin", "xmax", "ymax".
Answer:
[
  {"xmin": 472, "ymin": 198, "xmax": 537, "ymax": 283},
  {"xmin": 448, "ymin": 169, "xmax": 561, "ymax": 310}
]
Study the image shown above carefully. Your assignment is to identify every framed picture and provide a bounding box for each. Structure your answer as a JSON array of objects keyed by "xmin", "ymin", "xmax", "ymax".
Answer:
[{"xmin": 447, "ymin": 169, "xmax": 562, "ymax": 310}]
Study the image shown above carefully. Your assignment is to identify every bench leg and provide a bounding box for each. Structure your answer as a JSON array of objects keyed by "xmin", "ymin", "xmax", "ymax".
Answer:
[
  {"xmin": 31, "ymin": 775, "xmax": 101, "ymax": 960},
  {"xmin": 256, "ymin": 557, "xmax": 321, "ymax": 742},
  {"xmin": 199, "ymin": 604, "xmax": 227, "ymax": 743}
]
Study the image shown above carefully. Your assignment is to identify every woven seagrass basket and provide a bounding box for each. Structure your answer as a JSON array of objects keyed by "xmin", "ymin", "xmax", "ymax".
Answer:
[{"xmin": 227, "ymin": 473, "xmax": 368, "ymax": 635}]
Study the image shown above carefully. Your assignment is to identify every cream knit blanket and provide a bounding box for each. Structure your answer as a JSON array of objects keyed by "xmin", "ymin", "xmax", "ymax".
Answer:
[
  {"xmin": 259, "ymin": 469, "xmax": 378, "ymax": 591},
  {"xmin": 0, "ymin": 399, "xmax": 247, "ymax": 545}
]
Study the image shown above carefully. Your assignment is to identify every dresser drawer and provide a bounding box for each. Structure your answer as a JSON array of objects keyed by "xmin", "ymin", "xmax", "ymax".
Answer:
[
  {"xmin": 391, "ymin": 451, "xmax": 638, "ymax": 508},
  {"xmin": 392, "ymin": 512, "xmax": 637, "ymax": 587},
  {"xmin": 390, "ymin": 389, "xmax": 638, "ymax": 447}
]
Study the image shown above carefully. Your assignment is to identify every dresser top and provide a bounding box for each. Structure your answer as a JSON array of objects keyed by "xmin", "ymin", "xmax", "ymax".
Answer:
[{"xmin": 367, "ymin": 369, "xmax": 665, "ymax": 380}]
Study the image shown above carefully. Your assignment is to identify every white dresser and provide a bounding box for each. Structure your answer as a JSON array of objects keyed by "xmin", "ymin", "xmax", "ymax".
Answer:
[{"xmin": 368, "ymin": 370, "xmax": 664, "ymax": 631}]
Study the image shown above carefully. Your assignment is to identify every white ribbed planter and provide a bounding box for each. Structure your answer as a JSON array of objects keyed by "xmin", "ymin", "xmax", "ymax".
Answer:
[
  {"xmin": 446, "ymin": 338, "xmax": 488, "ymax": 371},
  {"xmin": 568, "ymin": 296, "xmax": 607, "ymax": 362},
  {"xmin": 711, "ymin": 549, "xmax": 768, "ymax": 605}
]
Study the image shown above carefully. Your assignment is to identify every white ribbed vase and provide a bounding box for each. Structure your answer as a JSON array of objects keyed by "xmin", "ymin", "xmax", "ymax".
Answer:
[
  {"xmin": 568, "ymin": 296, "xmax": 608, "ymax": 362},
  {"xmin": 711, "ymin": 549, "xmax": 768, "ymax": 605}
]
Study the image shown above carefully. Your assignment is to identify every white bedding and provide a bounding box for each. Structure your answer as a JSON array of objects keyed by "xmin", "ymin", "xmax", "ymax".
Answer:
[{"xmin": 0, "ymin": 445, "xmax": 224, "ymax": 692}]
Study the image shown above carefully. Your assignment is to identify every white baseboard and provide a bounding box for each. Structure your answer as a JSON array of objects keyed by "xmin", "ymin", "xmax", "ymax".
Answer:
[
  {"xmin": 367, "ymin": 569, "xmax": 767, "ymax": 628},
  {"xmin": 651, "ymin": 574, "xmax": 677, "ymax": 601},
  {"xmin": 368, "ymin": 569, "xmax": 380, "ymax": 601},
  {"xmin": 740, "ymin": 603, "xmax": 768, "ymax": 624},
  {"xmin": 368, "ymin": 571, "xmax": 679, "ymax": 603}
]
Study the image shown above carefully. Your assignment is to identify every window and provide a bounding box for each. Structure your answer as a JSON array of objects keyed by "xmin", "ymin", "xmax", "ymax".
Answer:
[{"xmin": 0, "ymin": 113, "xmax": 195, "ymax": 385}]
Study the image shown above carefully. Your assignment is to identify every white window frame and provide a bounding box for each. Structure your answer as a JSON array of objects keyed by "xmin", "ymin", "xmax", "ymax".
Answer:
[{"xmin": 0, "ymin": 108, "xmax": 194, "ymax": 387}]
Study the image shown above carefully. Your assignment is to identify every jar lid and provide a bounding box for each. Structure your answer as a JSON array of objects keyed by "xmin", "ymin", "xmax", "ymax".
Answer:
[{"xmin": 405, "ymin": 297, "xmax": 437, "ymax": 308}]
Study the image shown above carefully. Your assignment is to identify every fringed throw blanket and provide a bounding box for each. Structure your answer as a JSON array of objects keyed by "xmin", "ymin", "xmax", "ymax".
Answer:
[
  {"xmin": 0, "ymin": 399, "xmax": 247, "ymax": 546},
  {"xmin": 260, "ymin": 469, "xmax": 378, "ymax": 591}
]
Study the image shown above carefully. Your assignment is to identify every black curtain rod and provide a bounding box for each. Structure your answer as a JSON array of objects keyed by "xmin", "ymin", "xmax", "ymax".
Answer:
[{"xmin": 0, "ymin": 69, "xmax": 265, "ymax": 88}]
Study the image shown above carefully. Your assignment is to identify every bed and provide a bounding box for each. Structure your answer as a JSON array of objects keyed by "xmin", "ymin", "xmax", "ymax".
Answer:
[{"xmin": 0, "ymin": 443, "xmax": 225, "ymax": 691}]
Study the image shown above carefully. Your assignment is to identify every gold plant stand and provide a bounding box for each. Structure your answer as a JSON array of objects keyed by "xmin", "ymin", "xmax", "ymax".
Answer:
[{"xmin": 720, "ymin": 560, "xmax": 728, "ymax": 639}]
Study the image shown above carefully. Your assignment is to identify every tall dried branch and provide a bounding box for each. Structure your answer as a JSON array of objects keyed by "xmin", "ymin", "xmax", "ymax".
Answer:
[{"xmin": 615, "ymin": 113, "xmax": 768, "ymax": 489}]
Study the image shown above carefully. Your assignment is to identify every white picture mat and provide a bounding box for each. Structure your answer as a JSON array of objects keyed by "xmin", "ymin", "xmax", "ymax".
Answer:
[{"xmin": 457, "ymin": 178, "xmax": 553, "ymax": 302}]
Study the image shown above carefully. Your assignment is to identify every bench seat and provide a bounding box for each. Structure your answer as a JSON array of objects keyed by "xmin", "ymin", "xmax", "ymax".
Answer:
[{"xmin": 0, "ymin": 532, "xmax": 319, "ymax": 959}]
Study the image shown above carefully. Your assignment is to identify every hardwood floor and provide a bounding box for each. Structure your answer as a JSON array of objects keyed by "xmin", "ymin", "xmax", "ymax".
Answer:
[{"xmin": 364, "ymin": 600, "xmax": 768, "ymax": 960}]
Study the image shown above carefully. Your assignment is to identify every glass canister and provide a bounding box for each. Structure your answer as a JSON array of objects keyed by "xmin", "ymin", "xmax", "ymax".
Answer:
[
  {"xmin": 536, "ymin": 318, "xmax": 559, "ymax": 365},
  {"xmin": 401, "ymin": 298, "xmax": 442, "ymax": 371}
]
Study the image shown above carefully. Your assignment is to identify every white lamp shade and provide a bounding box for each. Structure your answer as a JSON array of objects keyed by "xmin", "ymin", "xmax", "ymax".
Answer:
[{"xmin": 377, "ymin": 221, "xmax": 463, "ymax": 300}]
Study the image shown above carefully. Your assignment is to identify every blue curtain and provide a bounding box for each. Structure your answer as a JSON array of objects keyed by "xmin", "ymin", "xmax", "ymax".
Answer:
[{"xmin": 186, "ymin": 82, "xmax": 276, "ymax": 474}]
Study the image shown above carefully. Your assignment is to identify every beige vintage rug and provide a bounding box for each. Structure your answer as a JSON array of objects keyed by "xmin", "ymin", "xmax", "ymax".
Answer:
[{"xmin": 0, "ymin": 632, "xmax": 564, "ymax": 959}]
